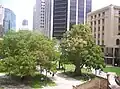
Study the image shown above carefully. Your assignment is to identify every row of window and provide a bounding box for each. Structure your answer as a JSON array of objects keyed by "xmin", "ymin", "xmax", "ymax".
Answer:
[
  {"xmin": 94, "ymin": 33, "xmax": 104, "ymax": 38},
  {"xmin": 97, "ymin": 40, "xmax": 104, "ymax": 45},
  {"xmin": 91, "ymin": 12, "xmax": 105, "ymax": 19},
  {"xmin": 91, "ymin": 19, "xmax": 105, "ymax": 25},
  {"xmin": 94, "ymin": 26, "xmax": 104, "ymax": 32},
  {"xmin": 40, "ymin": 26, "xmax": 44, "ymax": 28}
]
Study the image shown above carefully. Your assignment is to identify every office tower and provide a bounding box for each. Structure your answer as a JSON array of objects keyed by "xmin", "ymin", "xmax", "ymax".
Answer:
[
  {"xmin": 33, "ymin": 0, "xmax": 91, "ymax": 39},
  {"xmin": 52, "ymin": 0, "xmax": 92, "ymax": 39},
  {"xmin": 0, "ymin": 5, "xmax": 5, "ymax": 37},
  {"xmin": 33, "ymin": 6, "xmax": 37, "ymax": 31},
  {"xmin": 20, "ymin": 19, "xmax": 29, "ymax": 30},
  {"xmin": 3, "ymin": 8, "xmax": 16, "ymax": 33},
  {"xmin": 87, "ymin": 5, "xmax": 120, "ymax": 66},
  {"xmin": 0, "ymin": 6, "xmax": 4, "ymax": 37},
  {"xmin": 0, "ymin": 5, "xmax": 16, "ymax": 37},
  {"xmin": 33, "ymin": 0, "xmax": 51, "ymax": 37}
]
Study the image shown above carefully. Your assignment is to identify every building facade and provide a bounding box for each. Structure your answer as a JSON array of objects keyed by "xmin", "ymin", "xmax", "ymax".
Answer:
[
  {"xmin": 33, "ymin": 0, "xmax": 92, "ymax": 39},
  {"xmin": 87, "ymin": 5, "xmax": 120, "ymax": 66},
  {"xmin": 0, "ymin": 5, "xmax": 5, "ymax": 37},
  {"xmin": 19, "ymin": 19, "xmax": 29, "ymax": 30},
  {"xmin": 0, "ymin": 5, "xmax": 16, "ymax": 37},
  {"xmin": 52, "ymin": 0, "xmax": 92, "ymax": 39},
  {"xmin": 33, "ymin": 0, "xmax": 51, "ymax": 37},
  {"xmin": 3, "ymin": 8, "xmax": 16, "ymax": 33}
]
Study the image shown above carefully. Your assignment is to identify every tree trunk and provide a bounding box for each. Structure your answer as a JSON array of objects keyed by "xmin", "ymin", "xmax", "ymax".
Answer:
[
  {"xmin": 58, "ymin": 61, "xmax": 61, "ymax": 69},
  {"xmin": 74, "ymin": 65, "xmax": 82, "ymax": 76},
  {"xmin": 21, "ymin": 76, "xmax": 25, "ymax": 82}
]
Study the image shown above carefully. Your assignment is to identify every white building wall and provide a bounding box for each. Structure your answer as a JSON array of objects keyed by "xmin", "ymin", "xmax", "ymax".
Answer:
[
  {"xmin": 0, "ymin": 5, "xmax": 4, "ymax": 25},
  {"xmin": 87, "ymin": 5, "xmax": 120, "ymax": 48}
]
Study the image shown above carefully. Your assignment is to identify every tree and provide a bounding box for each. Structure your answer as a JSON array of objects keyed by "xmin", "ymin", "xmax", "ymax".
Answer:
[
  {"xmin": 0, "ymin": 30, "xmax": 57, "ymax": 79},
  {"xmin": 60, "ymin": 24, "xmax": 105, "ymax": 75}
]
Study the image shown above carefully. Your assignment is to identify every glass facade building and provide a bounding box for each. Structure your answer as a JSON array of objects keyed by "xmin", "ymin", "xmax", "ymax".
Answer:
[
  {"xmin": 3, "ymin": 8, "xmax": 16, "ymax": 33},
  {"xmin": 53, "ymin": 0, "xmax": 68, "ymax": 39},
  {"xmin": 52, "ymin": 0, "xmax": 92, "ymax": 39}
]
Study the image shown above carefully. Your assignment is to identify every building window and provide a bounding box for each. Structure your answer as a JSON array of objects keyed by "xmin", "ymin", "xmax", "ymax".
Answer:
[
  {"xmin": 98, "ymin": 26, "xmax": 100, "ymax": 31},
  {"xmin": 119, "ymin": 25, "xmax": 120, "ymax": 30},
  {"xmin": 102, "ymin": 19, "xmax": 104, "ymax": 24},
  {"xmin": 91, "ymin": 22, "xmax": 92, "ymax": 26},
  {"xmin": 102, "ymin": 26, "xmax": 104, "ymax": 31},
  {"xmin": 98, "ymin": 14, "xmax": 101, "ymax": 17},
  {"xmin": 102, "ymin": 33, "xmax": 104, "ymax": 39},
  {"xmin": 98, "ymin": 34, "xmax": 100, "ymax": 38},
  {"xmin": 91, "ymin": 16, "xmax": 93, "ymax": 20},
  {"xmin": 95, "ymin": 15, "xmax": 97, "ymax": 18},
  {"xmin": 94, "ymin": 34, "xmax": 96, "ymax": 38},
  {"xmin": 119, "ymin": 18, "xmax": 120, "ymax": 23},
  {"xmin": 98, "ymin": 40, "xmax": 100, "ymax": 45},
  {"xmin": 102, "ymin": 33, "xmax": 104, "ymax": 36},
  {"xmin": 119, "ymin": 11, "xmax": 120, "ymax": 15},
  {"xmin": 98, "ymin": 20, "xmax": 100, "ymax": 24},
  {"xmin": 94, "ymin": 21, "xmax": 96, "ymax": 25},
  {"xmin": 118, "ymin": 25, "xmax": 120, "ymax": 34},
  {"xmin": 102, "ymin": 12, "xmax": 105, "ymax": 16},
  {"xmin": 94, "ymin": 27, "xmax": 96, "ymax": 32},
  {"xmin": 102, "ymin": 40, "xmax": 104, "ymax": 45},
  {"xmin": 116, "ymin": 39, "xmax": 120, "ymax": 45}
]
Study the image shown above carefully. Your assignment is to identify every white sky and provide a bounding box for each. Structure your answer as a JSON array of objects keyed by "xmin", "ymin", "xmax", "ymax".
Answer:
[{"xmin": 1, "ymin": 0, "xmax": 120, "ymax": 30}]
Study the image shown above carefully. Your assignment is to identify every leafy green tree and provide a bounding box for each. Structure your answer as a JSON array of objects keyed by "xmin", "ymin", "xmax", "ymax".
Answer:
[
  {"xmin": 60, "ymin": 24, "xmax": 105, "ymax": 75},
  {"xmin": 0, "ymin": 30, "xmax": 57, "ymax": 79}
]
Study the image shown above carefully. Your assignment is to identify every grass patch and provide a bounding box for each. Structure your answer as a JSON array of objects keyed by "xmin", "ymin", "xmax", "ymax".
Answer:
[
  {"xmin": 103, "ymin": 66, "xmax": 120, "ymax": 76},
  {"xmin": 61, "ymin": 64, "xmax": 95, "ymax": 81},
  {"xmin": 30, "ymin": 73, "xmax": 56, "ymax": 88}
]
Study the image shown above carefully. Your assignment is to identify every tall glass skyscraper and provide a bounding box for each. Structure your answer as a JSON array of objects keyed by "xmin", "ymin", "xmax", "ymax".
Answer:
[
  {"xmin": 3, "ymin": 8, "xmax": 16, "ymax": 33},
  {"xmin": 52, "ymin": 0, "xmax": 92, "ymax": 39}
]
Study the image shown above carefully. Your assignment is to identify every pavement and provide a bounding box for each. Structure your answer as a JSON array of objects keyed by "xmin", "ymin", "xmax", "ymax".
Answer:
[{"xmin": 42, "ymin": 72, "xmax": 83, "ymax": 89}]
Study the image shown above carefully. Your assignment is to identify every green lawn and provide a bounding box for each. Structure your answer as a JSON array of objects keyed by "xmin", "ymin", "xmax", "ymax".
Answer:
[
  {"xmin": 31, "ymin": 72, "xmax": 56, "ymax": 88},
  {"xmin": 103, "ymin": 66, "xmax": 120, "ymax": 76}
]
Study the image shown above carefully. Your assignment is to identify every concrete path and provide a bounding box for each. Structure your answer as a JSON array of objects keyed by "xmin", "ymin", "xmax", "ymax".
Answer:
[{"xmin": 42, "ymin": 72, "xmax": 83, "ymax": 89}]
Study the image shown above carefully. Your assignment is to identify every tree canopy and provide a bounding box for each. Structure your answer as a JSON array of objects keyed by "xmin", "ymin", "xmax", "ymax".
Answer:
[
  {"xmin": 0, "ymin": 30, "xmax": 57, "ymax": 78},
  {"xmin": 60, "ymin": 24, "xmax": 105, "ymax": 75}
]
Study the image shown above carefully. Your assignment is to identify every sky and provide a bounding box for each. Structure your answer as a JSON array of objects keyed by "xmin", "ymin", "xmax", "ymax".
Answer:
[{"xmin": 1, "ymin": 0, "xmax": 120, "ymax": 30}]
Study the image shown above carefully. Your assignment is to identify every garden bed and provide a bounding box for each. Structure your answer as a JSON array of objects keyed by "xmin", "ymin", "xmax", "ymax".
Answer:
[{"xmin": 73, "ymin": 77, "xmax": 109, "ymax": 89}]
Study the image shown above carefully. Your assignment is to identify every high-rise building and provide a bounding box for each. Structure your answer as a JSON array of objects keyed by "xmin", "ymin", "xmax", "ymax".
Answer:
[
  {"xmin": 33, "ymin": 0, "xmax": 92, "ymax": 39},
  {"xmin": 0, "ymin": 5, "xmax": 5, "ymax": 37},
  {"xmin": 52, "ymin": 0, "xmax": 92, "ymax": 39},
  {"xmin": 33, "ymin": 0, "xmax": 51, "ymax": 37},
  {"xmin": 3, "ymin": 8, "xmax": 16, "ymax": 33},
  {"xmin": 33, "ymin": 6, "xmax": 37, "ymax": 31},
  {"xmin": 20, "ymin": 19, "xmax": 29, "ymax": 30},
  {"xmin": 0, "ymin": 5, "xmax": 16, "ymax": 37},
  {"xmin": 87, "ymin": 5, "xmax": 120, "ymax": 66}
]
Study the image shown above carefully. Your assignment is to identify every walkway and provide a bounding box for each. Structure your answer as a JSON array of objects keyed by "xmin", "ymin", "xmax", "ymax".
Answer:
[{"xmin": 42, "ymin": 72, "xmax": 83, "ymax": 89}]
